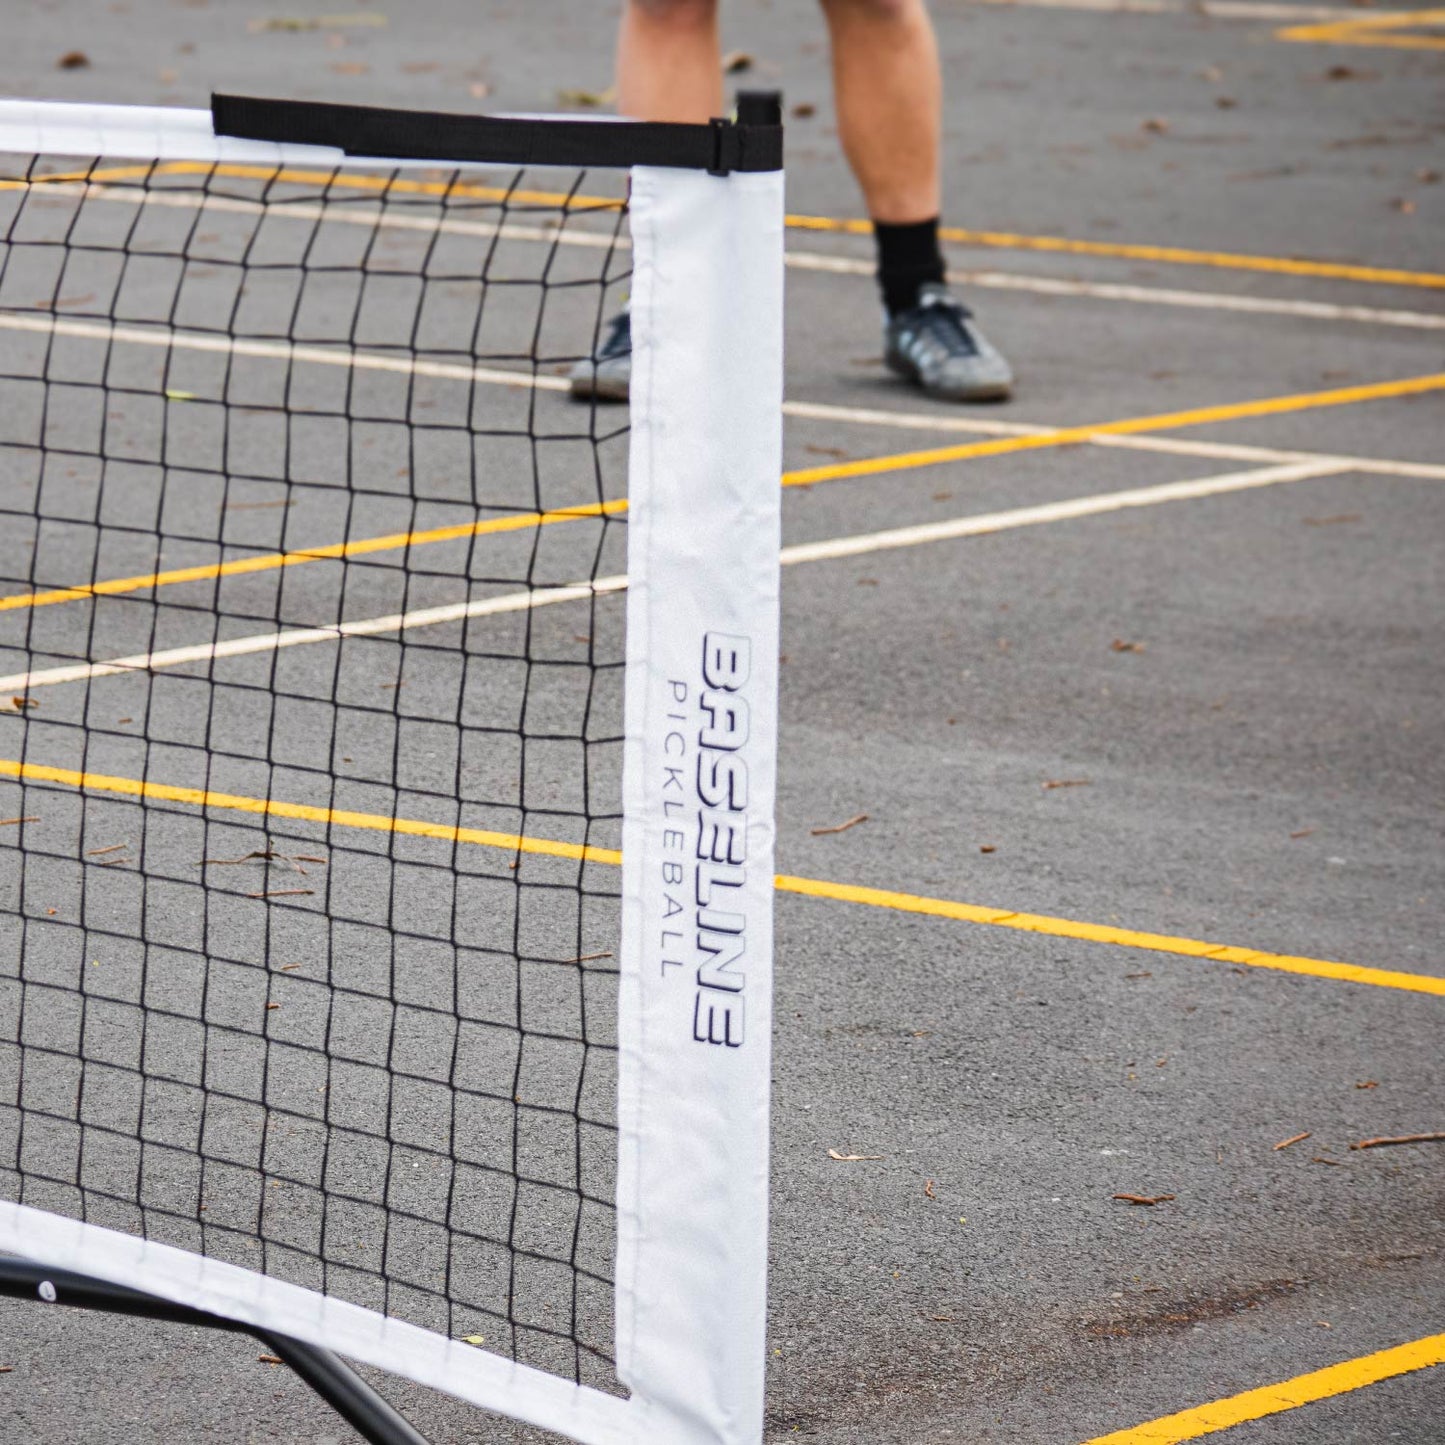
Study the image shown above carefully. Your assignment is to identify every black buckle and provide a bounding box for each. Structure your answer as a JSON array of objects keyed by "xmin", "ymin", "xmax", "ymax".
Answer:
[{"xmin": 707, "ymin": 116, "xmax": 738, "ymax": 176}]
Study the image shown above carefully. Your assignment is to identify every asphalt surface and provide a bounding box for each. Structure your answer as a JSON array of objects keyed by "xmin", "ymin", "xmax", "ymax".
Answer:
[{"xmin": 2, "ymin": 1, "xmax": 1443, "ymax": 1443}]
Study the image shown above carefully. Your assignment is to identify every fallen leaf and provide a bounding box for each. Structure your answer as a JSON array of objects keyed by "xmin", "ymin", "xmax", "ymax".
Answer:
[
  {"xmin": 1110, "ymin": 639, "xmax": 1145, "ymax": 653},
  {"xmin": 791, "ymin": 102, "xmax": 817, "ymax": 118},
  {"xmin": 1355, "ymin": 1080, "xmax": 1378, "ymax": 1089},
  {"xmin": 11, "ymin": 696, "xmax": 38, "ymax": 710},
  {"xmin": 1273, "ymin": 1131, "xmax": 1311, "ymax": 1151},
  {"xmin": 810, "ymin": 813, "xmax": 868, "ymax": 836},
  {"xmin": 1141, "ymin": 117, "xmax": 1169, "ymax": 134},
  {"xmin": 1326, "ymin": 64, "xmax": 1361, "ymax": 79},
  {"xmin": 258, "ymin": 1353, "xmax": 283, "ymax": 1364},
  {"xmin": 249, "ymin": 13, "xmax": 387, "ymax": 32},
  {"xmin": 461, "ymin": 1334, "xmax": 486, "ymax": 1346},
  {"xmin": 721, "ymin": 50, "xmax": 753, "ymax": 73},
  {"xmin": 57, "ymin": 51, "xmax": 90, "ymax": 69},
  {"xmin": 924, "ymin": 1179, "xmax": 936, "ymax": 1199},
  {"xmin": 1113, "ymin": 1193, "xmax": 1175, "ymax": 1206},
  {"xmin": 1417, "ymin": 168, "xmax": 1441, "ymax": 184},
  {"xmin": 1043, "ymin": 778, "xmax": 1091, "ymax": 790},
  {"xmin": 932, "ymin": 491, "xmax": 953, "ymax": 501},
  {"xmin": 266, "ymin": 1002, "xmax": 281, "ymax": 1010},
  {"xmin": 0, "ymin": 1365, "xmax": 12, "ymax": 1373},
  {"xmin": 828, "ymin": 1149, "xmax": 883, "ymax": 1162},
  {"xmin": 1215, "ymin": 94, "xmax": 1238, "ymax": 109},
  {"xmin": 1125, "ymin": 971, "xmax": 1152, "ymax": 979},
  {"xmin": 1290, "ymin": 828, "xmax": 1315, "ymax": 838},
  {"xmin": 979, "ymin": 844, "xmax": 996, "ymax": 854},
  {"xmin": 557, "ymin": 85, "xmax": 616, "ymax": 108},
  {"xmin": 1350, "ymin": 1132, "xmax": 1445, "ymax": 1151},
  {"xmin": 856, "ymin": 577, "xmax": 878, "ymax": 587}
]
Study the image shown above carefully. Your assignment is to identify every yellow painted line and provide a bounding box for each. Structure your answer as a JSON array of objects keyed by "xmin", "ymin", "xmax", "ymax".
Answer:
[
  {"xmin": 9, "ymin": 368, "xmax": 1442, "ymax": 611},
  {"xmin": 774, "ymin": 875, "xmax": 1445, "ymax": 995},
  {"xmin": 0, "ymin": 758, "xmax": 620, "ymax": 866},
  {"xmin": 5, "ymin": 758, "xmax": 1441, "ymax": 996},
  {"xmin": 0, "ymin": 163, "xmax": 157, "ymax": 192},
  {"xmin": 125, "ymin": 161, "xmax": 622, "ymax": 213},
  {"xmin": 785, "ymin": 213, "xmax": 1445, "ymax": 291},
  {"xmin": 1080, "ymin": 1331, "xmax": 1445, "ymax": 1443},
  {"xmin": 1278, "ymin": 7, "xmax": 1445, "ymax": 49},
  {"xmin": 26, "ymin": 163, "xmax": 1438, "ymax": 292},
  {"xmin": 781, "ymin": 370, "xmax": 1445, "ymax": 488},
  {"xmin": 0, "ymin": 499, "xmax": 625, "ymax": 614}
]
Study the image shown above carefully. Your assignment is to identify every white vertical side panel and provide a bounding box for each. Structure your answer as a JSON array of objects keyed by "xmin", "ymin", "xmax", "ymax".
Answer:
[{"xmin": 615, "ymin": 165, "xmax": 784, "ymax": 1445}]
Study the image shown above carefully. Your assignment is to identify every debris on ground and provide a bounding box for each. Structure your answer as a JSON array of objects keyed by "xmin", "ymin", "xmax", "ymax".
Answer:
[
  {"xmin": 1350, "ymin": 1132, "xmax": 1445, "ymax": 1151},
  {"xmin": 810, "ymin": 813, "xmax": 868, "ymax": 836}
]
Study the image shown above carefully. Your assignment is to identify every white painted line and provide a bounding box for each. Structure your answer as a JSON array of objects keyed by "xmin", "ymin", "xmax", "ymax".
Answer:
[
  {"xmin": 778, "ymin": 459, "xmax": 1349, "ymax": 565},
  {"xmin": 786, "ymin": 250, "xmax": 1445, "ymax": 333},
  {"xmin": 8, "ymin": 313, "xmax": 1442, "ymax": 484},
  {"xmin": 0, "ymin": 313, "xmax": 571, "ymax": 392},
  {"xmin": 0, "ymin": 459, "xmax": 1349, "ymax": 694},
  {"xmin": 30, "ymin": 177, "xmax": 1445, "ymax": 333},
  {"xmin": 784, "ymin": 398, "xmax": 1445, "ymax": 481},
  {"xmin": 30, "ymin": 180, "xmax": 622, "ymax": 252},
  {"xmin": 0, "ymin": 577, "xmax": 627, "ymax": 693}
]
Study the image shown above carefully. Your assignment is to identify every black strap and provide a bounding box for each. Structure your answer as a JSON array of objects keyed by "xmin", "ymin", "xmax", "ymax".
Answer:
[{"xmin": 211, "ymin": 93, "xmax": 782, "ymax": 175}]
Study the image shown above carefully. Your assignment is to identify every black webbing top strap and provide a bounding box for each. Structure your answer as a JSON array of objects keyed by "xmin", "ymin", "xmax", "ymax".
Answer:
[{"xmin": 211, "ymin": 93, "xmax": 783, "ymax": 174}]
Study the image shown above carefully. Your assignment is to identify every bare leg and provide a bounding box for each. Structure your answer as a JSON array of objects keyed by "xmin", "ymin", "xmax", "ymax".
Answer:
[
  {"xmin": 617, "ymin": 0, "xmax": 723, "ymax": 123},
  {"xmin": 819, "ymin": 0, "xmax": 943, "ymax": 223}
]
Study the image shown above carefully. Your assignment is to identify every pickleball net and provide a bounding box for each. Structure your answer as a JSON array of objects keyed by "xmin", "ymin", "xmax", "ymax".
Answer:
[{"xmin": 0, "ymin": 96, "xmax": 783, "ymax": 1445}]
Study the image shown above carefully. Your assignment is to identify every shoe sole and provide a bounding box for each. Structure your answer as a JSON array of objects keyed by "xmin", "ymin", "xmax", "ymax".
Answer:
[
  {"xmin": 568, "ymin": 371, "xmax": 630, "ymax": 403},
  {"xmin": 885, "ymin": 351, "xmax": 1012, "ymax": 404}
]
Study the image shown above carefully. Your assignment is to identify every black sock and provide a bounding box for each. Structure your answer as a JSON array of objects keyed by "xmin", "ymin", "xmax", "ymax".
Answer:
[{"xmin": 874, "ymin": 217, "xmax": 947, "ymax": 317}]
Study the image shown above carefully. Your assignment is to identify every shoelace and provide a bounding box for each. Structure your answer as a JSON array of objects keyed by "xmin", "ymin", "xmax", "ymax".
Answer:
[
  {"xmin": 910, "ymin": 298, "xmax": 980, "ymax": 359},
  {"xmin": 599, "ymin": 311, "xmax": 631, "ymax": 359}
]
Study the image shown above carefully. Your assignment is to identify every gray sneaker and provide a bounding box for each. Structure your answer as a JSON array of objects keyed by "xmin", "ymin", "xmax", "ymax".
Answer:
[
  {"xmin": 884, "ymin": 283, "xmax": 1013, "ymax": 402},
  {"xmin": 569, "ymin": 309, "xmax": 631, "ymax": 402}
]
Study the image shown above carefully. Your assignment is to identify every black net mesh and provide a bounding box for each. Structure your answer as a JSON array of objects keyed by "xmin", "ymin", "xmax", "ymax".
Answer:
[{"xmin": 0, "ymin": 149, "xmax": 633, "ymax": 1388}]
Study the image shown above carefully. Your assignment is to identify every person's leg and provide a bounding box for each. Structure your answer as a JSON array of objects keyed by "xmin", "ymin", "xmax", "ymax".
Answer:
[
  {"xmin": 820, "ymin": 0, "xmax": 1014, "ymax": 399},
  {"xmin": 572, "ymin": 0, "xmax": 723, "ymax": 398},
  {"xmin": 820, "ymin": 0, "xmax": 941, "ymax": 225},
  {"xmin": 617, "ymin": 0, "xmax": 722, "ymax": 122}
]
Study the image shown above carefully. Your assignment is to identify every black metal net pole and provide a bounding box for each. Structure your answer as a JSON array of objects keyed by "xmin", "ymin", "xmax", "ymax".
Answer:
[{"xmin": 0, "ymin": 1257, "xmax": 431, "ymax": 1445}]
